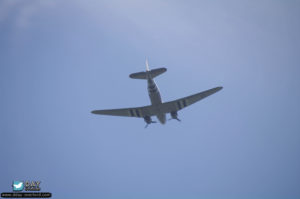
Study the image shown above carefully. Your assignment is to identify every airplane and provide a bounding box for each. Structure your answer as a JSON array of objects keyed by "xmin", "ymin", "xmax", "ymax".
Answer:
[{"xmin": 91, "ymin": 59, "xmax": 223, "ymax": 128}]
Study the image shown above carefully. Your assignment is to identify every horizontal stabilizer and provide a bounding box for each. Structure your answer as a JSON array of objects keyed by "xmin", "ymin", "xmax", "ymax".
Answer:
[{"xmin": 129, "ymin": 67, "xmax": 167, "ymax": 79}]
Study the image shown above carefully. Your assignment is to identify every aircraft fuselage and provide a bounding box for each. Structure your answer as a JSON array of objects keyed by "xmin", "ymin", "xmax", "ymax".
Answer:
[{"xmin": 147, "ymin": 76, "xmax": 166, "ymax": 124}]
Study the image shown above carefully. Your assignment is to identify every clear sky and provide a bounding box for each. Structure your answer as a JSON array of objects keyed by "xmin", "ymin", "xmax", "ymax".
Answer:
[{"xmin": 1, "ymin": 0, "xmax": 300, "ymax": 198}]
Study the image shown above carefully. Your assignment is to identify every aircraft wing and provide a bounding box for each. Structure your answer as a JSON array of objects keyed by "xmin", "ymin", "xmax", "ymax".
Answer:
[
  {"xmin": 160, "ymin": 86, "xmax": 223, "ymax": 113},
  {"xmin": 91, "ymin": 105, "xmax": 156, "ymax": 118},
  {"xmin": 91, "ymin": 87, "xmax": 222, "ymax": 118}
]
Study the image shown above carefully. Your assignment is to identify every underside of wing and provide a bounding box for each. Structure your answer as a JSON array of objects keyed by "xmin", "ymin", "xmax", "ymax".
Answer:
[
  {"xmin": 160, "ymin": 86, "xmax": 223, "ymax": 113},
  {"xmin": 91, "ymin": 105, "xmax": 156, "ymax": 118}
]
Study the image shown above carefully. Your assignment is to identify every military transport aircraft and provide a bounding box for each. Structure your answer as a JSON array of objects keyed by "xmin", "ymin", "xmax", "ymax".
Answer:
[{"xmin": 91, "ymin": 59, "xmax": 223, "ymax": 127}]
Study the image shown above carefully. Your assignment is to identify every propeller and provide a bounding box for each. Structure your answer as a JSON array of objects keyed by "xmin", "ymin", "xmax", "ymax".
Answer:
[
  {"xmin": 168, "ymin": 117, "xmax": 181, "ymax": 122},
  {"xmin": 144, "ymin": 116, "xmax": 157, "ymax": 128},
  {"xmin": 144, "ymin": 121, "xmax": 157, "ymax": 128}
]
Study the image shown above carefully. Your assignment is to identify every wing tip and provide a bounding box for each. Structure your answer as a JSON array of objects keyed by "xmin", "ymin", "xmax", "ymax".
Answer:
[
  {"xmin": 215, "ymin": 86, "xmax": 223, "ymax": 91},
  {"xmin": 210, "ymin": 86, "xmax": 223, "ymax": 94}
]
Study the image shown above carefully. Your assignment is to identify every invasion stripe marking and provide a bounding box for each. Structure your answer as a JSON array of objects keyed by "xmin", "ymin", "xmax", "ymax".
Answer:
[
  {"xmin": 151, "ymin": 88, "xmax": 157, "ymax": 93},
  {"xmin": 135, "ymin": 109, "xmax": 140, "ymax": 117},
  {"xmin": 149, "ymin": 87, "xmax": 157, "ymax": 93},
  {"xmin": 183, "ymin": 99, "xmax": 187, "ymax": 107},
  {"xmin": 129, "ymin": 109, "xmax": 134, "ymax": 117},
  {"xmin": 177, "ymin": 101, "xmax": 182, "ymax": 110}
]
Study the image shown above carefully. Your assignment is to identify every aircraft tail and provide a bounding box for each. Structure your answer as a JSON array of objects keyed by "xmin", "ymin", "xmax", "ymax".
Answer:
[
  {"xmin": 129, "ymin": 59, "xmax": 167, "ymax": 79},
  {"xmin": 129, "ymin": 67, "xmax": 167, "ymax": 79}
]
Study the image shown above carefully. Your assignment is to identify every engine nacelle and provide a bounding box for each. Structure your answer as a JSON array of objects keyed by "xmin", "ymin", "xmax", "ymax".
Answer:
[
  {"xmin": 170, "ymin": 111, "xmax": 181, "ymax": 121},
  {"xmin": 144, "ymin": 115, "xmax": 153, "ymax": 124},
  {"xmin": 170, "ymin": 111, "xmax": 178, "ymax": 119}
]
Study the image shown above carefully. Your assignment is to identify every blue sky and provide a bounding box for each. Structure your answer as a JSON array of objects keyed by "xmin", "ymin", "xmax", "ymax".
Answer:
[{"xmin": 1, "ymin": 0, "xmax": 300, "ymax": 198}]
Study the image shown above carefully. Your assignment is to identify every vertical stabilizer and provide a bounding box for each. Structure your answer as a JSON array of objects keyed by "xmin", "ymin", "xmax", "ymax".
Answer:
[{"xmin": 146, "ymin": 58, "xmax": 150, "ymax": 71}]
